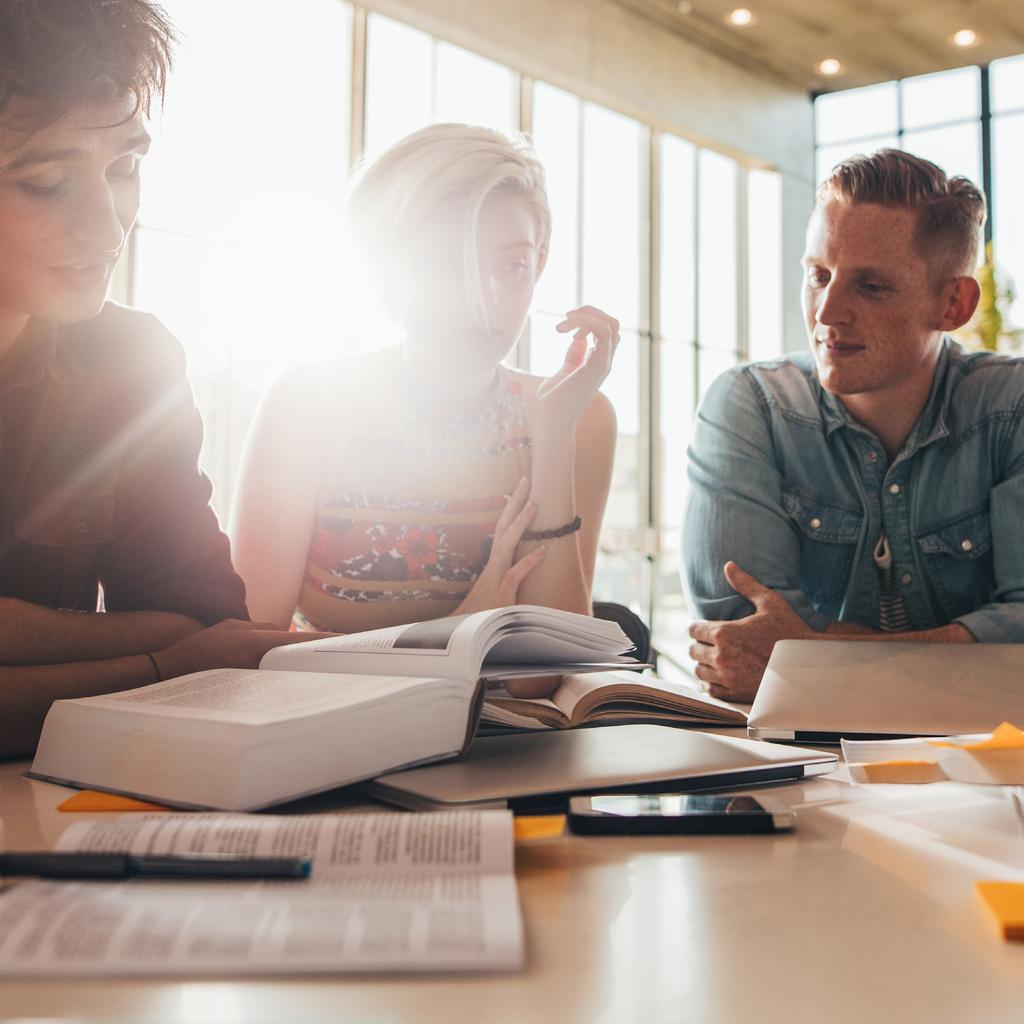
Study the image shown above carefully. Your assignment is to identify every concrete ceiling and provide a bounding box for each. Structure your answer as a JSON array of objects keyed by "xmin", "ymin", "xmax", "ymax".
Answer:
[{"xmin": 610, "ymin": 0, "xmax": 1024, "ymax": 93}]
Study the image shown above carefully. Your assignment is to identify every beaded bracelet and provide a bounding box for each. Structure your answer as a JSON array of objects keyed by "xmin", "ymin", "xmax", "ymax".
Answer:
[{"xmin": 522, "ymin": 515, "xmax": 583, "ymax": 542}]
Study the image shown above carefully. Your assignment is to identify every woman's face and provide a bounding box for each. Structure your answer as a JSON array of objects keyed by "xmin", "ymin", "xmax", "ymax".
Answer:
[{"xmin": 393, "ymin": 192, "xmax": 547, "ymax": 370}]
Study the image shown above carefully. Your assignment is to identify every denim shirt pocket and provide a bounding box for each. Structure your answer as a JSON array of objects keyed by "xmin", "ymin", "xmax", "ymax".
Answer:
[
  {"xmin": 916, "ymin": 504, "xmax": 994, "ymax": 620},
  {"xmin": 782, "ymin": 491, "xmax": 863, "ymax": 611}
]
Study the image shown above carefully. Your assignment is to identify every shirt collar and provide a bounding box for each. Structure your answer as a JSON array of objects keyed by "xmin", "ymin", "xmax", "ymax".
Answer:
[
  {"xmin": 816, "ymin": 337, "xmax": 954, "ymax": 451},
  {"xmin": 0, "ymin": 320, "xmax": 83, "ymax": 395}
]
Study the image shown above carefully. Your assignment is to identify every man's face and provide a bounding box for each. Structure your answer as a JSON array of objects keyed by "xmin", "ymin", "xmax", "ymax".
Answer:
[
  {"xmin": 0, "ymin": 95, "xmax": 149, "ymax": 327},
  {"xmin": 801, "ymin": 198, "xmax": 948, "ymax": 399}
]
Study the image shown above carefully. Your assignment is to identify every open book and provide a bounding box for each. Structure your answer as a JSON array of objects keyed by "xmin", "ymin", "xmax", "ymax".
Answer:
[
  {"xmin": 0, "ymin": 811, "xmax": 523, "ymax": 975},
  {"xmin": 480, "ymin": 671, "xmax": 746, "ymax": 731},
  {"xmin": 30, "ymin": 606, "xmax": 637, "ymax": 811}
]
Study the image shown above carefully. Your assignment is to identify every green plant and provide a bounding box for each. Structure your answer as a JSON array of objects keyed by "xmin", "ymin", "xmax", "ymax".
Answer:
[{"xmin": 958, "ymin": 242, "xmax": 1023, "ymax": 353}]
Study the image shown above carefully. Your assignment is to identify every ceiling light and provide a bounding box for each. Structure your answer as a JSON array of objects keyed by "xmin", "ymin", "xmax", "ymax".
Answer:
[
  {"xmin": 952, "ymin": 28, "xmax": 977, "ymax": 47},
  {"xmin": 818, "ymin": 58, "xmax": 842, "ymax": 76},
  {"xmin": 727, "ymin": 8, "xmax": 754, "ymax": 27}
]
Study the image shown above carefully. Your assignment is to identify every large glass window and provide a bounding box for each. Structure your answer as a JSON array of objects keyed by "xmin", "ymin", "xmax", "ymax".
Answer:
[
  {"xmin": 992, "ymin": 55, "xmax": 1024, "ymax": 331},
  {"xmin": 364, "ymin": 15, "xmax": 518, "ymax": 156},
  {"xmin": 134, "ymin": 0, "xmax": 352, "ymax": 515},
  {"xmin": 530, "ymin": 92, "xmax": 648, "ymax": 610}
]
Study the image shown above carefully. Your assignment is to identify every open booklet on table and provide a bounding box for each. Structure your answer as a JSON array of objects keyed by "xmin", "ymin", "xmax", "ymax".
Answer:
[
  {"xmin": 0, "ymin": 811, "xmax": 523, "ymax": 976},
  {"xmin": 479, "ymin": 670, "xmax": 746, "ymax": 731},
  {"xmin": 29, "ymin": 605, "xmax": 640, "ymax": 811}
]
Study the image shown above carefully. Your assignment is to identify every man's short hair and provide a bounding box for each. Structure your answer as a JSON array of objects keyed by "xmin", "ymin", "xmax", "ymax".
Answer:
[
  {"xmin": 0, "ymin": 0, "xmax": 175, "ymax": 133},
  {"xmin": 817, "ymin": 148, "xmax": 987, "ymax": 283}
]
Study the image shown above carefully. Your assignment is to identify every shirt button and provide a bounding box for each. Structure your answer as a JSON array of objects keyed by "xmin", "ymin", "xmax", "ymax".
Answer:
[
  {"xmin": 961, "ymin": 538, "xmax": 973, "ymax": 552},
  {"xmin": 809, "ymin": 517, "xmax": 822, "ymax": 530},
  {"xmin": 867, "ymin": 452, "xmax": 878, "ymax": 462},
  {"xmin": 889, "ymin": 483, "xmax": 901, "ymax": 495},
  {"xmin": 901, "ymin": 573, "xmax": 913, "ymax": 585},
  {"xmin": 76, "ymin": 520, "xmax": 89, "ymax": 535}
]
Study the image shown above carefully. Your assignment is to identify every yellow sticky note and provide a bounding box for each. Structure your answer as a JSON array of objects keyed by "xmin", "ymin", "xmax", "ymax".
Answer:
[
  {"xmin": 931, "ymin": 722, "xmax": 1024, "ymax": 751},
  {"xmin": 57, "ymin": 790, "xmax": 173, "ymax": 813},
  {"xmin": 976, "ymin": 881, "xmax": 1024, "ymax": 940},
  {"xmin": 513, "ymin": 815, "xmax": 565, "ymax": 840}
]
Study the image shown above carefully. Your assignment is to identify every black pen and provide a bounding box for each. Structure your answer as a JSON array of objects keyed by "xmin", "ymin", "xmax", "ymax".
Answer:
[{"xmin": 0, "ymin": 852, "xmax": 312, "ymax": 880}]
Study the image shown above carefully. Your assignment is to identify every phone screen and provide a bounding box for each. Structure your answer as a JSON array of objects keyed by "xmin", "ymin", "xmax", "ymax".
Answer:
[{"xmin": 586, "ymin": 794, "xmax": 770, "ymax": 817}]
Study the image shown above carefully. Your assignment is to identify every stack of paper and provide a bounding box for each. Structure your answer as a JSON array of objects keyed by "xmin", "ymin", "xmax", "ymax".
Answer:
[{"xmin": 0, "ymin": 811, "xmax": 523, "ymax": 975}]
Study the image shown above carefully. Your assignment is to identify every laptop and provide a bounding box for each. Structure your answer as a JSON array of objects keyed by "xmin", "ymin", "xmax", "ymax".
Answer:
[
  {"xmin": 747, "ymin": 640, "xmax": 1024, "ymax": 743},
  {"xmin": 362, "ymin": 724, "xmax": 837, "ymax": 812}
]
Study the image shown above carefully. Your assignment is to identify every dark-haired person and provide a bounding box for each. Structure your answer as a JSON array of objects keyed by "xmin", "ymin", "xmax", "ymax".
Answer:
[
  {"xmin": 684, "ymin": 149, "xmax": 1024, "ymax": 701},
  {"xmin": 0, "ymin": 0, "xmax": 316, "ymax": 757}
]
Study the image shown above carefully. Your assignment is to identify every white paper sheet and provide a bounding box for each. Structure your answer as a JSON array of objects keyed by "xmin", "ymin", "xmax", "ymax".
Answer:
[{"xmin": 0, "ymin": 811, "xmax": 523, "ymax": 975}]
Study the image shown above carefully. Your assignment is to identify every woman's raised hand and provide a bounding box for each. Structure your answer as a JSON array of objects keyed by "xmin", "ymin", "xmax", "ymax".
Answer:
[
  {"xmin": 535, "ymin": 306, "xmax": 620, "ymax": 434},
  {"xmin": 453, "ymin": 476, "xmax": 546, "ymax": 616}
]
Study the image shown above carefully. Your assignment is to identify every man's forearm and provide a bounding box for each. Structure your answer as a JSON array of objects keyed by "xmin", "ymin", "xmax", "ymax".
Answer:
[
  {"xmin": 0, "ymin": 598, "xmax": 204, "ymax": 665},
  {"xmin": 823, "ymin": 621, "xmax": 974, "ymax": 642},
  {"xmin": 0, "ymin": 655, "xmax": 158, "ymax": 759}
]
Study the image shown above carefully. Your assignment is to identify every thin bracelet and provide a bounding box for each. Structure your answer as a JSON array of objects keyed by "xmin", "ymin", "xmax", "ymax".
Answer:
[
  {"xmin": 522, "ymin": 515, "xmax": 583, "ymax": 542},
  {"xmin": 144, "ymin": 652, "xmax": 162, "ymax": 682}
]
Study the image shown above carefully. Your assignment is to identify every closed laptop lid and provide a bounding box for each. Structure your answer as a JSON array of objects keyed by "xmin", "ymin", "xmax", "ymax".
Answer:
[
  {"xmin": 748, "ymin": 640, "xmax": 1024, "ymax": 740},
  {"xmin": 367, "ymin": 724, "xmax": 836, "ymax": 808}
]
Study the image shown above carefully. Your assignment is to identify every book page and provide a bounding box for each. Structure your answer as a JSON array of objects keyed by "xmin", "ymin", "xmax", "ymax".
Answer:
[
  {"xmin": 0, "ymin": 811, "xmax": 521, "ymax": 976},
  {"xmin": 261, "ymin": 616, "xmax": 481, "ymax": 682},
  {"xmin": 0, "ymin": 874, "xmax": 522, "ymax": 975},
  {"xmin": 79, "ymin": 669, "xmax": 437, "ymax": 723},
  {"xmin": 550, "ymin": 672, "xmax": 746, "ymax": 724},
  {"xmin": 56, "ymin": 810, "xmax": 515, "ymax": 877}
]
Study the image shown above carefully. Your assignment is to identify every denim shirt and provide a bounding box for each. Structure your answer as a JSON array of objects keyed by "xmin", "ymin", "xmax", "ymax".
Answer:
[{"xmin": 682, "ymin": 340, "xmax": 1024, "ymax": 642}]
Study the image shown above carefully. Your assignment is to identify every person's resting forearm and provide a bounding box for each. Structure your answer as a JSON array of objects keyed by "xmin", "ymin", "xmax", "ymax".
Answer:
[
  {"xmin": 0, "ymin": 656, "xmax": 159, "ymax": 759},
  {"xmin": 824, "ymin": 621, "xmax": 975, "ymax": 642},
  {"xmin": 0, "ymin": 598, "xmax": 203, "ymax": 665},
  {"xmin": 517, "ymin": 429, "xmax": 589, "ymax": 615}
]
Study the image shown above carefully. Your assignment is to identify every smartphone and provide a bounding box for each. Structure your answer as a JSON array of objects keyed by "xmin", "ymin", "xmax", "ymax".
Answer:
[{"xmin": 567, "ymin": 793, "xmax": 796, "ymax": 835}]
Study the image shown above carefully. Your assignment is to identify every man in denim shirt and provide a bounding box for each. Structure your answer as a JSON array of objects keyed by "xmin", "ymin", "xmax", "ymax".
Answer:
[{"xmin": 684, "ymin": 150, "xmax": 1022, "ymax": 701}]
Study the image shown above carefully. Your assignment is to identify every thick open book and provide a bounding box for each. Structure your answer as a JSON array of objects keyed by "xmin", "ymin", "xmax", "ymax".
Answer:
[
  {"xmin": 0, "ymin": 811, "xmax": 523, "ymax": 975},
  {"xmin": 30, "ymin": 606, "xmax": 636, "ymax": 811},
  {"xmin": 480, "ymin": 670, "xmax": 746, "ymax": 731}
]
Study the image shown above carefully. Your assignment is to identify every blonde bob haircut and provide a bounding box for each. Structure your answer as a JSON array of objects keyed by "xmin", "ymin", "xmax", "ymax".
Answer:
[
  {"xmin": 347, "ymin": 123, "xmax": 551, "ymax": 324},
  {"xmin": 817, "ymin": 148, "xmax": 987, "ymax": 286}
]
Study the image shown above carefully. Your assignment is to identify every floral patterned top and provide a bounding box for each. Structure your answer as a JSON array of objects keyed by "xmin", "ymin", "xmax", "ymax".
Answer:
[{"xmin": 294, "ymin": 362, "xmax": 532, "ymax": 633}]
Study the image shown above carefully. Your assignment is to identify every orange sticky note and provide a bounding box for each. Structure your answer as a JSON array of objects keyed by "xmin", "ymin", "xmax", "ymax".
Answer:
[
  {"xmin": 57, "ymin": 790, "xmax": 173, "ymax": 813},
  {"xmin": 513, "ymin": 815, "xmax": 565, "ymax": 840},
  {"xmin": 932, "ymin": 722, "xmax": 1024, "ymax": 751},
  {"xmin": 976, "ymin": 881, "xmax": 1024, "ymax": 940},
  {"xmin": 847, "ymin": 760, "xmax": 946, "ymax": 784}
]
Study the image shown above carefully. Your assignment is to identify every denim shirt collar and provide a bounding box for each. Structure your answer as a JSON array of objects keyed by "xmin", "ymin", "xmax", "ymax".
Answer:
[{"xmin": 815, "ymin": 338, "xmax": 954, "ymax": 455}]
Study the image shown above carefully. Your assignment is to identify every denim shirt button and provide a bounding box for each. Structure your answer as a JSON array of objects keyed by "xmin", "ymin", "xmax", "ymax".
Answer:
[
  {"xmin": 867, "ymin": 452, "xmax": 878, "ymax": 462},
  {"xmin": 961, "ymin": 538, "xmax": 973, "ymax": 552},
  {"xmin": 901, "ymin": 573, "xmax": 913, "ymax": 585},
  {"xmin": 889, "ymin": 483, "xmax": 901, "ymax": 495},
  {"xmin": 809, "ymin": 517, "xmax": 822, "ymax": 530}
]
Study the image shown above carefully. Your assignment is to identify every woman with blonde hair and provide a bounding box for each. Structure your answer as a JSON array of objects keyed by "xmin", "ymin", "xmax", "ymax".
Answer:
[{"xmin": 230, "ymin": 123, "xmax": 619, "ymax": 697}]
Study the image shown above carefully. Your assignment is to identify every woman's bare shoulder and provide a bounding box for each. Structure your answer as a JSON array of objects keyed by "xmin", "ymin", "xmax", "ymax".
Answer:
[{"xmin": 268, "ymin": 347, "xmax": 397, "ymax": 412}]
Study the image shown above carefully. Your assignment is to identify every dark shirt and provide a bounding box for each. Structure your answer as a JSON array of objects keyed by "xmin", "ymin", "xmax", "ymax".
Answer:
[{"xmin": 0, "ymin": 303, "xmax": 247, "ymax": 624}]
